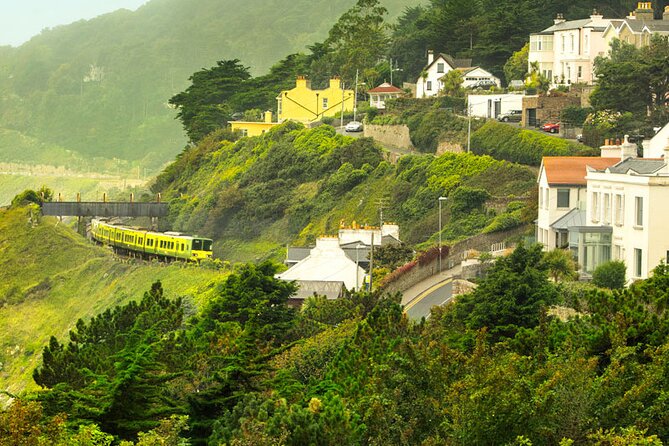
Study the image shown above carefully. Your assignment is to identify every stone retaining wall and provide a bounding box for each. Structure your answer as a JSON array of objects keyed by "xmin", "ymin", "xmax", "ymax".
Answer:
[{"xmin": 364, "ymin": 124, "xmax": 414, "ymax": 151}]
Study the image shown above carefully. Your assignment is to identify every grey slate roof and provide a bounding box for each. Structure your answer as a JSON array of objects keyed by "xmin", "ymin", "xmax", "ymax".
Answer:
[
  {"xmin": 605, "ymin": 158, "xmax": 666, "ymax": 175},
  {"xmin": 551, "ymin": 208, "xmax": 586, "ymax": 230},
  {"xmin": 536, "ymin": 18, "xmax": 598, "ymax": 34}
]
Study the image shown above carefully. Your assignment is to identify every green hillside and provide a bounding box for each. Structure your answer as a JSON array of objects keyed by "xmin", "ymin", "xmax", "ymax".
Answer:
[
  {"xmin": 152, "ymin": 122, "xmax": 537, "ymax": 262},
  {"xmin": 0, "ymin": 0, "xmax": 416, "ymax": 171},
  {"xmin": 0, "ymin": 205, "xmax": 228, "ymax": 406}
]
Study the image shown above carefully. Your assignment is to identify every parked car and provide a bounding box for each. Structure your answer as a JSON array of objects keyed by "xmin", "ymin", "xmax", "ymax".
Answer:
[
  {"xmin": 541, "ymin": 122, "xmax": 560, "ymax": 133},
  {"xmin": 497, "ymin": 110, "xmax": 522, "ymax": 122},
  {"xmin": 576, "ymin": 133, "xmax": 584, "ymax": 143},
  {"xmin": 345, "ymin": 121, "xmax": 363, "ymax": 132},
  {"xmin": 471, "ymin": 79, "xmax": 497, "ymax": 90}
]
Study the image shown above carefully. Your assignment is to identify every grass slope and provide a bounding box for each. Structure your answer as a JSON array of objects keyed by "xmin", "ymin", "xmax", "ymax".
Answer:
[{"xmin": 0, "ymin": 206, "xmax": 227, "ymax": 405}]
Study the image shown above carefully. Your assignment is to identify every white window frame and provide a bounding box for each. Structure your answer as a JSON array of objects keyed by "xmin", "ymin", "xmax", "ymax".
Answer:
[{"xmin": 635, "ymin": 196, "xmax": 643, "ymax": 227}]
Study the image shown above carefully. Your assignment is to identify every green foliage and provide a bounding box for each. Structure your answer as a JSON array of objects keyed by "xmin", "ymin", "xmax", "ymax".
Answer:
[
  {"xmin": 471, "ymin": 120, "xmax": 598, "ymax": 166},
  {"xmin": 543, "ymin": 249, "xmax": 578, "ymax": 283},
  {"xmin": 10, "ymin": 186, "xmax": 53, "ymax": 208},
  {"xmin": 592, "ymin": 260, "xmax": 626, "ymax": 290},
  {"xmin": 449, "ymin": 243, "xmax": 558, "ymax": 341},
  {"xmin": 526, "ymin": 61, "xmax": 550, "ymax": 93},
  {"xmin": 449, "ymin": 186, "xmax": 490, "ymax": 217},
  {"xmin": 561, "ymin": 106, "xmax": 594, "ymax": 127},
  {"xmin": 316, "ymin": 0, "xmax": 390, "ymax": 85},
  {"xmin": 373, "ymin": 243, "xmax": 414, "ymax": 270},
  {"xmin": 439, "ymin": 70, "xmax": 464, "ymax": 97},
  {"xmin": 591, "ymin": 36, "xmax": 669, "ymax": 126},
  {"xmin": 504, "ymin": 43, "xmax": 529, "ymax": 84}
]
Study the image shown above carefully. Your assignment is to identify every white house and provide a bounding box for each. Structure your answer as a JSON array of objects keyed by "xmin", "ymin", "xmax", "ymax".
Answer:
[
  {"xmin": 583, "ymin": 144, "xmax": 669, "ymax": 280},
  {"xmin": 643, "ymin": 121, "xmax": 669, "ymax": 157},
  {"xmin": 415, "ymin": 50, "xmax": 472, "ymax": 98},
  {"xmin": 529, "ymin": 11, "xmax": 613, "ymax": 87},
  {"xmin": 538, "ymin": 136, "xmax": 669, "ymax": 281},
  {"xmin": 537, "ymin": 156, "xmax": 620, "ymax": 251},
  {"xmin": 277, "ymin": 237, "xmax": 366, "ymax": 292},
  {"xmin": 468, "ymin": 93, "xmax": 524, "ymax": 119},
  {"xmin": 368, "ymin": 82, "xmax": 403, "ymax": 109},
  {"xmin": 459, "ymin": 67, "xmax": 501, "ymax": 89}
]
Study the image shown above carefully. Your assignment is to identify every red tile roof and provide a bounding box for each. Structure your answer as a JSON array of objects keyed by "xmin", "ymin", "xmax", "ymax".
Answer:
[
  {"xmin": 368, "ymin": 82, "xmax": 403, "ymax": 93},
  {"xmin": 542, "ymin": 157, "xmax": 620, "ymax": 185}
]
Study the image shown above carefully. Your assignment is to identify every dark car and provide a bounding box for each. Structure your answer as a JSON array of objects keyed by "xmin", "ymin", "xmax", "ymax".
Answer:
[
  {"xmin": 541, "ymin": 122, "xmax": 560, "ymax": 133},
  {"xmin": 497, "ymin": 110, "xmax": 522, "ymax": 122}
]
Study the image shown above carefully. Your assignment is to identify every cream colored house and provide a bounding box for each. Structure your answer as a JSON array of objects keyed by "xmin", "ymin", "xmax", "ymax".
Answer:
[
  {"xmin": 602, "ymin": 3, "xmax": 669, "ymax": 49},
  {"xmin": 528, "ymin": 11, "xmax": 612, "ymax": 87},
  {"xmin": 415, "ymin": 51, "xmax": 472, "ymax": 98}
]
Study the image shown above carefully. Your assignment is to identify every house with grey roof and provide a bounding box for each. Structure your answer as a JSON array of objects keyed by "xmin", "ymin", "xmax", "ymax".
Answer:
[
  {"xmin": 528, "ymin": 10, "xmax": 612, "ymax": 87},
  {"xmin": 415, "ymin": 50, "xmax": 475, "ymax": 98},
  {"xmin": 539, "ymin": 134, "xmax": 669, "ymax": 282},
  {"xmin": 602, "ymin": 3, "xmax": 669, "ymax": 49}
]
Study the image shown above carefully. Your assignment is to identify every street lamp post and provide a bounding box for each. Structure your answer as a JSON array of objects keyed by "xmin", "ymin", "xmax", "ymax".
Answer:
[
  {"xmin": 353, "ymin": 69, "xmax": 365, "ymax": 123},
  {"xmin": 438, "ymin": 196, "xmax": 448, "ymax": 272}
]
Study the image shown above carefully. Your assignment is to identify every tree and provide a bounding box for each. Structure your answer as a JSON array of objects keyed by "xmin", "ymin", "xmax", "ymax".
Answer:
[
  {"xmin": 525, "ymin": 61, "xmax": 550, "ymax": 93},
  {"xmin": 318, "ymin": 0, "xmax": 390, "ymax": 83},
  {"xmin": 450, "ymin": 243, "xmax": 558, "ymax": 341},
  {"xmin": 592, "ymin": 260, "xmax": 626, "ymax": 290},
  {"xmin": 169, "ymin": 60, "xmax": 251, "ymax": 143},
  {"xmin": 543, "ymin": 249, "xmax": 577, "ymax": 283},
  {"xmin": 439, "ymin": 69, "xmax": 464, "ymax": 97},
  {"xmin": 504, "ymin": 43, "xmax": 528, "ymax": 84}
]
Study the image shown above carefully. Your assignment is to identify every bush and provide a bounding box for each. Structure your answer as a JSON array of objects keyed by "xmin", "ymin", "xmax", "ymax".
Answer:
[
  {"xmin": 471, "ymin": 120, "xmax": 598, "ymax": 166},
  {"xmin": 592, "ymin": 260, "xmax": 626, "ymax": 289}
]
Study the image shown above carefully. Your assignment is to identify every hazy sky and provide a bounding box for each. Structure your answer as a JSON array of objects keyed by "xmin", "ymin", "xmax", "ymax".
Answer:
[{"xmin": 0, "ymin": 0, "xmax": 149, "ymax": 47}]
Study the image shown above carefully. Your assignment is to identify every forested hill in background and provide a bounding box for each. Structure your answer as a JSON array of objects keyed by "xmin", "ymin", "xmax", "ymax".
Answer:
[{"xmin": 0, "ymin": 0, "xmax": 415, "ymax": 171}]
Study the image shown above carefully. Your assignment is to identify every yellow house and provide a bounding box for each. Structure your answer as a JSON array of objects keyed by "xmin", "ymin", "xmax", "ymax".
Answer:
[
  {"xmin": 230, "ymin": 111, "xmax": 279, "ymax": 137},
  {"xmin": 277, "ymin": 76, "xmax": 355, "ymax": 124}
]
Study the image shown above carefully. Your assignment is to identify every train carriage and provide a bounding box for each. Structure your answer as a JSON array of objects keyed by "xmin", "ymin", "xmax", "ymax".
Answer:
[{"xmin": 91, "ymin": 219, "xmax": 213, "ymax": 262}]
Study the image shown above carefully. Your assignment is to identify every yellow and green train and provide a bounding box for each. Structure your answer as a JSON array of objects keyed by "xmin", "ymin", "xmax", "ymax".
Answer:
[{"xmin": 91, "ymin": 219, "xmax": 213, "ymax": 262}]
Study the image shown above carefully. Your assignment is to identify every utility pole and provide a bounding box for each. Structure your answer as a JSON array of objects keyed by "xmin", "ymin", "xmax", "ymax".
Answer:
[
  {"xmin": 369, "ymin": 232, "xmax": 374, "ymax": 291},
  {"xmin": 353, "ymin": 69, "xmax": 359, "ymax": 122},
  {"xmin": 340, "ymin": 81, "xmax": 345, "ymax": 129}
]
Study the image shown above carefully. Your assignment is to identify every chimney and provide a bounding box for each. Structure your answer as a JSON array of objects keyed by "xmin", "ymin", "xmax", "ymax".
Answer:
[
  {"xmin": 590, "ymin": 9, "xmax": 604, "ymax": 24},
  {"xmin": 295, "ymin": 75, "xmax": 310, "ymax": 89},
  {"xmin": 635, "ymin": 1, "xmax": 655, "ymax": 21},
  {"xmin": 264, "ymin": 110, "xmax": 272, "ymax": 123},
  {"xmin": 621, "ymin": 135, "xmax": 638, "ymax": 159},
  {"xmin": 329, "ymin": 77, "xmax": 341, "ymax": 90},
  {"xmin": 663, "ymin": 5, "xmax": 669, "ymax": 20},
  {"xmin": 427, "ymin": 49, "xmax": 434, "ymax": 65},
  {"xmin": 554, "ymin": 13, "xmax": 566, "ymax": 25}
]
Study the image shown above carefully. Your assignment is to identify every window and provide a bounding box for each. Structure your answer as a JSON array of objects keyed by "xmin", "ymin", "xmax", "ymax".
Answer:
[
  {"xmin": 570, "ymin": 34, "xmax": 574, "ymax": 51},
  {"xmin": 591, "ymin": 192, "xmax": 600, "ymax": 222},
  {"xmin": 557, "ymin": 189, "xmax": 570, "ymax": 208},
  {"xmin": 539, "ymin": 187, "xmax": 544, "ymax": 208},
  {"xmin": 613, "ymin": 244, "xmax": 622, "ymax": 260},
  {"xmin": 603, "ymin": 193, "xmax": 610, "ymax": 224},
  {"xmin": 584, "ymin": 34, "xmax": 589, "ymax": 52},
  {"xmin": 437, "ymin": 63, "xmax": 445, "ymax": 73},
  {"xmin": 241, "ymin": 129, "xmax": 248, "ymax": 137},
  {"xmin": 322, "ymin": 97, "xmax": 328, "ymax": 109},
  {"xmin": 614, "ymin": 194, "xmax": 624, "ymax": 225},
  {"xmin": 562, "ymin": 35, "xmax": 565, "ymax": 51},
  {"xmin": 277, "ymin": 97, "xmax": 282, "ymax": 115},
  {"xmin": 426, "ymin": 81, "xmax": 432, "ymax": 91},
  {"xmin": 577, "ymin": 66, "xmax": 582, "ymax": 78},
  {"xmin": 635, "ymin": 248, "xmax": 643, "ymax": 277},
  {"xmin": 543, "ymin": 188, "xmax": 549, "ymax": 209},
  {"xmin": 635, "ymin": 196, "xmax": 643, "ymax": 227}
]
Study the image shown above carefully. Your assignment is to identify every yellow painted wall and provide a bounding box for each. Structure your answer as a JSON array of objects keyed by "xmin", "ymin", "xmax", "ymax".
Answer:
[
  {"xmin": 277, "ymin": 77, "xmax": 355, "ymax": 123},
  {"xmin": 230, "ymin": 110, "xmax": 279, "ymax": 136}
]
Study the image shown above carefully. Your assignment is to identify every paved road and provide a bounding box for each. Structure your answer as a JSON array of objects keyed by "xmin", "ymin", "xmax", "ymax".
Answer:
[{"xmin": 403, "ymin": 278, "xmax": 454, "ymax": 321}]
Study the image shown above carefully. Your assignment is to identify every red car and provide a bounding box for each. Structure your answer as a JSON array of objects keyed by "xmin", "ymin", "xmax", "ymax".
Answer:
[{"xmin": 541, "ymin": 122, "xmax": 560, "ymax": 133}]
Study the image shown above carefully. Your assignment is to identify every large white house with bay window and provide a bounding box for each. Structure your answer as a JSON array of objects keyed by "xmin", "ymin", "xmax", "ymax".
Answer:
[{"xmin": 538, "ymin": 136, "xmax": 669, "ymax": 282}]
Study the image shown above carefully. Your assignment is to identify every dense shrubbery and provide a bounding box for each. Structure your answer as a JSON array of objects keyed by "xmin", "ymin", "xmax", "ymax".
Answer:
[
  {"xmin": 14, "ymin": 248, "xmax": 669, "ymax": 445},
  {"xmin": 471, "ymin": 120, "xmax": 598, "ymax": 166},
  {"xmin": 153, "ymin": 123, "xmax": 536, "ymax": 259}
]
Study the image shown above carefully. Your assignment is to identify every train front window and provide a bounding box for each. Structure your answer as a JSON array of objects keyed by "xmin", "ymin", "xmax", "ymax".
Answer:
[
  {"xmin": 193, "ymin": 239, "xmax": 202, "ymax": 251},
  {"xmin": 203, "ymin": 240, "xmax": 212, "ymax": 251}
]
